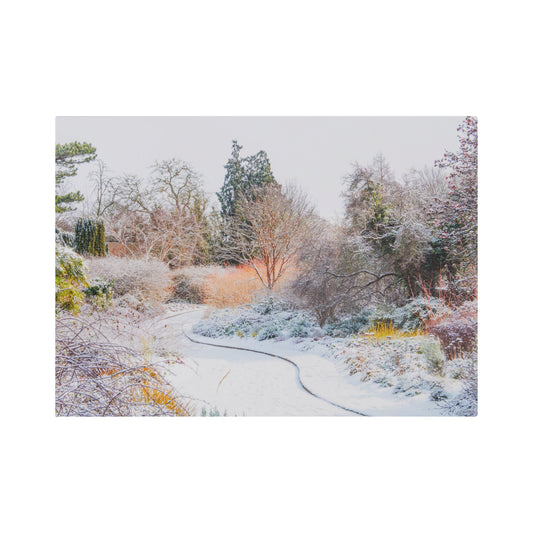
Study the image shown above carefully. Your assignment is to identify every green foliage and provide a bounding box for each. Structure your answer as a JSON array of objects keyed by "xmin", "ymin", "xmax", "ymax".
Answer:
[
  {"xmin": 362, "ymin": 180, "xmax": 391, "ymax": 231},
  {"xmin": 55, "ymin": 228, "xmax": 75, "ymax": 248},
  {"xmin": 74, "ymin": 218, "xmax": 106, "ymax": 256},
  {"xmin": 83, "ymin": 278, "xmax": 114, "ymax": 309},
  {"xmin": 217, "ymin": 140, "xmax": 277, "ymax": 220},
  {"xmin": 200, "ymin": 406, "xmax": 227, "ymax": 416},
  {"xmin": 55, "ymin": 141, "xmax": 97, "ymax": 213},
  {"xmin": 418, "ymin": 337, "xmax": 446, "ymax": 374},
  {"xmin": 55, "ymin": 245, "xmax": 88, "ymax": 314},
  {"xmin": 324, "ymin": 310, "xmax": 373, "ymax": 336},
  {"xmin": 367, "ymin": 297, "xmax": 446, "ymax": 332}
]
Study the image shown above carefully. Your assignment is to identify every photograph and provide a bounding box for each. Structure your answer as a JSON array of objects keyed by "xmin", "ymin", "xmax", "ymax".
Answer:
[{"xmin": 55, "ymin": 116, "xmax": 478, "ymax": 416}]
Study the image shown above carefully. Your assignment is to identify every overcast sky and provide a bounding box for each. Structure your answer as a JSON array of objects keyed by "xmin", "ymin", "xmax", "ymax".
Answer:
[{"xmin": 56, "ymin": 116, "xmax": 462, "ymax": 221}]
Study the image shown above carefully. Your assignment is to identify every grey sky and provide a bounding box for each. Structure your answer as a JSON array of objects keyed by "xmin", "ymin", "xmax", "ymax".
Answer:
[{"xmin": 56, "ymin": 116, "xmax": 461, "ymax": 221}]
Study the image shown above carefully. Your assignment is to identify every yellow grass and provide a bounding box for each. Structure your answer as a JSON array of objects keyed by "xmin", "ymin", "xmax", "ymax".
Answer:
[{"xmin": 364, "ymin": 322, "xmax": 422, "ymax": 341}]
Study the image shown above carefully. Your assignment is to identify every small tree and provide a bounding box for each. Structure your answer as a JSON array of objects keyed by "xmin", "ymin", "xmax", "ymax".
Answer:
[
  {"xmin": 222, "ymin": 184, "xmax": 316, "ymax": 290},
  {"xmin": 74, "ymin": 218, "xmax": 106, "ymax": 256}
]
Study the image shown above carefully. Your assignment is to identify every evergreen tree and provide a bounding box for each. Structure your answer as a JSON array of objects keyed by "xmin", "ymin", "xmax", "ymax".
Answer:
[
  {"xmin": 216, "ymin": 141, "xmax": 278, "ymax": 263},
  {"xmin": 74, "ymin": 218, "xmax": 106, "ymax": 256},
  {"xmin": 217, "ymin": 140, "xmax": 277, "ymax": 220},
  {"xmin": 56, "ymin": 141, "xmax": 97, "ymax": 213}
]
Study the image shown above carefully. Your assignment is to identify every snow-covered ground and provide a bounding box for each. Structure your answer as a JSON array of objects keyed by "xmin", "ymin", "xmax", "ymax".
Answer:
[{"xmin": 145, "ymin": 306, "xmax": 447, "ymax": 416}]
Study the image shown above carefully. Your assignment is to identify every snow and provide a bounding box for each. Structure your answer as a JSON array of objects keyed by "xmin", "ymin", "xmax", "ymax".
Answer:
[{"xmin": 149, "ymin": 307, "xmax": 446, "ymax": 416}]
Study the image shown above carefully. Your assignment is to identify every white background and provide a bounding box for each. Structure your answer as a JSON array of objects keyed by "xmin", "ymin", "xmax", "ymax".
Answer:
[{"xmin": 2, "ymin": 1, "xmax": 531, "ymax": 532}]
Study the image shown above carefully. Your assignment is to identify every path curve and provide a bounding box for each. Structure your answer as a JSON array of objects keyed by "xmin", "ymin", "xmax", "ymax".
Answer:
[{"xmin": 182, "ymin": 329, "xmax": 370, "ymax": 417}]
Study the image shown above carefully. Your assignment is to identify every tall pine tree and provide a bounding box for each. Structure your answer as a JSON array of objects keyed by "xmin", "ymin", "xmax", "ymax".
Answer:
[
  {"xmin": 55, "ymin": 141, "xmax": 97, "ymax": 213},
  {"xmin": 217, "ymin": 140, "xmax": 277, "ymax": 220}
]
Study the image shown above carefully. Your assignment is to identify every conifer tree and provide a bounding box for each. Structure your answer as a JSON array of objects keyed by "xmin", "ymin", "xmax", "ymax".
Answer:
[
  {"xmin": 217, "ymin": 141, "xmax": 277, "ymax": 220},
  {"xmin": 55, "ymin": 141, "xmax": 97, "ymax": 213},
  {"xmin": 74, "ymin": 218, "xmax": 106, "ymax": 256}
]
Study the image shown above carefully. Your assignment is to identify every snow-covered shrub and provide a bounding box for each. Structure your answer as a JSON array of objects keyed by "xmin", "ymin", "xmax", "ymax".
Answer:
[
  {"xmin": 193, "ymin": 298, "xmax": 319, "ymax": 341},
  {"xmin": 366, "ymin": 297, "xmax": 448, "ymax": 332},
  {"xmin": 201, "ymin": 407, "xmax": 227, "ymax": 416},
  {"xmin": 418, "ymin": 337, "xmax": 446, "ymax": 374},
  {"xmin": 171, "ymin": 268, "xmax": 207, "ymax": 303},
  {"xmin": 255, "ymin": 296, "xmax": 292, "ymax": 315},
  {"xmin": 55, "ymin": 227, "xmax": 75, "ymax": 248},
  {"xmin": 426, "ymin": 314, "xmax": 477, "ymax": 359},
  {"xmin": 56, "ymin": 316, "xmax": 190, "ymax": 416},
  {"xmin": 440, "ymin": 352, "xmax": 477, "ymax": 416},
  {"xmin": 257, "ymin": 324, "xmax": 282, "ymax": 340},
  {"xmin": 341, "ymin": 335, "xmax": 450, "ymax": 399},
  {"xmin": 83, "ymin": 278, "xmax": 114, "ymax": 309},
  {"xmin": 324, "ymin": 310, "xmax": 373, "ymax": 336},
  {"xmin": 444, "ymin": 356, "xmax": 477, "ymax": 380},
  {"xmin": 393, "ymin": 296, "xmax": 449, "ymax": 330},
  {"xmin": 87, "ymin": 257, "xmax": 173, "ymax": 306},
  {"xmin": 55, "ymin": 244, "xmax": 88, "ymax": 314}
]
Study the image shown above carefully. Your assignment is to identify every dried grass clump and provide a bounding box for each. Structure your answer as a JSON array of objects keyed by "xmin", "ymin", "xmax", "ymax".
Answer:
[
  {"xmin": 87, "ymin": 257, "xmax": 173, "ymax": 305},
  {"xmin": 56, "ymin": 317, "xmax": 190, "ymax": 416},
  {"xmin": 202, "ymin": 264, "xmax": 265, "ymax": 308},
  {"xmin": 201, "ymin": 263, "xmax": 298, "ymax": 308}
]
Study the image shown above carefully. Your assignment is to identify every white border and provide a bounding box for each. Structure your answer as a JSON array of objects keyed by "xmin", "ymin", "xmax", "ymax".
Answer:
[{"xmin": 3, "ymin": 1, "xmax": 531, "ymax": 532}]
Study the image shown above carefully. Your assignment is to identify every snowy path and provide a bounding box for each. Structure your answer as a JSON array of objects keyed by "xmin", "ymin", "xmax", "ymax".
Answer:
[{"xmin": 148, "ymin": 308, "xmax": 442, "ymax": 416}]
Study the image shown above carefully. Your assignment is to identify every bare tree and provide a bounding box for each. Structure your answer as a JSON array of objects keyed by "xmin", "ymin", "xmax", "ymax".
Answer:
[
  {"xmin": 89, "ymin": 159, "xmax": 119, "ymax": 217},
  {"xmin": 223, "ymin": 184, "xmax": 317, "ymax": 289},
  {"xmin": 103, "ymin": 159, "xmax": 208, "ymax": 267},
  {"xmin": 292, "ymin": 228, "xmax": 402, "ymax": 326}
]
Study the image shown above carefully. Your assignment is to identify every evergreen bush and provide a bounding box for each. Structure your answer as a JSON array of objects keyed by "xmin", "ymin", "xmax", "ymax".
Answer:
[{"xmin": 74, "ymin": 218, "xmax": 106, "ymax": 256}]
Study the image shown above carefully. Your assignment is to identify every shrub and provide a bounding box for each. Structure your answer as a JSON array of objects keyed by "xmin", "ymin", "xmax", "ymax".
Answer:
[
  {"xmin": 170, "ymin": 267, "xmax": 210, "ymax": 303},
  {"xmin": 55, "ymin": 245, "xmax": 88, "ymax": 314},
  {"xmin": 55, "ymin": 227, "xmax": 75, "ymax": 248},
  {"xmin": 56, "ymin": 316, "xmax": 190, "ymax": 416},
  {"xmin": 201, "ymin": 407, "xmax": 227, "ymax": 416},
  {"xmin": 418, "ymin": 337, "xmax": 446, "ymax": 374},
  {"xmin": 74, "ymin": 218, "xmax": 106, "ymax": 256},
  {"xmin": 364, "ymin": 322, "xmax": 421, "ymax": 341},
  {"xmin": 367, "ymin": 297, "xmax": 449, "ymax": 332},
  {"xmin": 193, "ymin": 298, "xmax": 318, "ymax": 341},
  {"xmin": 256, "ymin": 324, "xmax": 282, "ymax": 340},
  {"xmin": 441, "ymin": 351, "xmax": 477, "ymax": 416},
  {"xmin": 83, "ymin": 278, "xmax": 114, "ymax": 309},
  {"xmin": 425, "ymin": 303, "xmax": 477, "ymax": 360},
  {"xmin": 394, "ymin": 296, "xmax": 449, "ymax": 330},
  {"xmin": 324, "ymin": 310, "xmax": 372, "ymax": 336},
  {"xmin": 87, "ymin": 257, "xmax": 173, "ymax": 305}
]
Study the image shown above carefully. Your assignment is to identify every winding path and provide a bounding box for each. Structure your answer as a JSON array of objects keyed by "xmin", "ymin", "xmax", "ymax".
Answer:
[
  {"xmin": 182, "ymin": 329, "xmax": 369, "ymax": 416},
  {"xmin": 139, "ymin": 306, "xmax": 442, "ymax": 416}
]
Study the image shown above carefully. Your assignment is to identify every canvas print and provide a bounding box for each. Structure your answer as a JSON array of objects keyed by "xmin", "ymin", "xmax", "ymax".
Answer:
[{"xmin": 55, "ymin": 116, "xmax": 478, "ymax": 416}]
